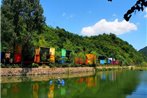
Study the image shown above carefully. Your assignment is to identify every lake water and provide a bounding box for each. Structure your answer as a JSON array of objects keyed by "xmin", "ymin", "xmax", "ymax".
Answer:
[{"xmin": 1, "ymin": 71, "xmax": 147, "ymax": 98}]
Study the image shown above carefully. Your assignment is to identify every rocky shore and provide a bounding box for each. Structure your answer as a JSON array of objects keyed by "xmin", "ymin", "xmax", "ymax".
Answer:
[
  {"xmin": 1, "ymin": 67, "xmax": 95, "ymax": 76},
  {"xmin": 1, "ymin": 66, "xmax": 147, "ymax": 83},
  {"xmin": 1, "ymin": 66, "xmax": 147, "ymax": 76}
]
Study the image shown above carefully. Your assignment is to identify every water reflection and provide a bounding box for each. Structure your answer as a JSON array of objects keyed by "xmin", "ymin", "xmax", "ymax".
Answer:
[
  {"xmin": 127, "ymin": 71, "xmax": 147, "ymax": 98},
  {"xmin": 97, "ymin": 71, "xmax": 117, "ymax": 81},
  {"xmin": 48, "ymin": 84, "xmax": 54, "ymax": 98},
  {"xmin": 1, "ymin": 85, "xmax": 8, "ymax": 97},
  {"xmin": 1, "ymin": 71, "xmax": 147, "ymax": 98},
  {"xmin": 33, "ymin": 83, "xmax": 39, "ymax": 98},
  {"xmin": 109, "ymin": 71, "xmax": 117, "ymax": 81}
]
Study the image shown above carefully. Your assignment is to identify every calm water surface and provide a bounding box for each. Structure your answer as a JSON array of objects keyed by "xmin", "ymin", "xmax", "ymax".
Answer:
[{"xmin": 1, "ymin": 71, "xmax": 147, "ymax": 98}]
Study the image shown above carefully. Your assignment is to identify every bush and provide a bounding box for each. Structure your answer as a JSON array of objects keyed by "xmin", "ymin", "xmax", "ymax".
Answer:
[
  {"xmin": 140, "ymin": 62, "xmax": 147, "ymax": 66},
  {"xmin": 32, "ymin": 63, "xmax": 39, "ymax": 68},
  {"xmin": 12, "ymin": 64, "xmax": 20, "ymax": 68}
]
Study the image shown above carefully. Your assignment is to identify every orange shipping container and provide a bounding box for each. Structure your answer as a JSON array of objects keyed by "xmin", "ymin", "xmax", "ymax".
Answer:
[
  {"xmin": 50, "ymin": 55, "xmax": 55, "ymax": 63},
  {"xmin": 34, "ymin": 48, "xmax": 40, "ymax": 63},
  {"xmin": 34, "ymin": 55, "xmax": 40, "ymax": 63}
]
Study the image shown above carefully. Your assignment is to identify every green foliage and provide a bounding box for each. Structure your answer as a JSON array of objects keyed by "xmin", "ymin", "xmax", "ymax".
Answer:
[
  {"xmin": 32, "ymin": 63, "xmax": 39, "ymax": 68},
  {"xmin": 1, "ymin": 0, "xmax": 15, "ymax": 51},
  {"xmin": 139, "ymin": 46, "xmax": 147, "ymax": 62},
  {"xmin": 35, "ymin": 26, "xmax": 144, "ymax": 66},
  {"xmin": 1, "ymin": 0, "xmax": 45, "ymax": 51},
  {"xmin": 108, "ymin": 0, "xmax": 147, "ymax": 21},
  {"xmin": 140, "ymin": 62, "xmax": 147, "ymax": 66}
]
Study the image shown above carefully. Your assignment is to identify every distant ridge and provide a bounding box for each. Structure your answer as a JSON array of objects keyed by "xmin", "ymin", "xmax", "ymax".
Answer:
[{"xmin": 139, "ymin": 46, "xmax": 147, "ymax": 61}]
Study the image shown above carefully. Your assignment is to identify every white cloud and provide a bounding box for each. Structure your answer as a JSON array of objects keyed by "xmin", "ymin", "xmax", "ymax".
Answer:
[
  {"xmin": 144, "ymin": 8, "xmax": 147, "ymax": 18},
  {"xmin": 80, "ymin": 19, "xmax": 137, "ymax": 36}
]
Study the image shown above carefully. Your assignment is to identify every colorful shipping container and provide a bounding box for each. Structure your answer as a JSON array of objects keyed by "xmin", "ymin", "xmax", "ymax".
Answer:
[
  {"xmin": 50, "ymin": 48, "xmax": 55, "ymax": 63},
  {"xmin": 34, "ymin": 48, "xmax": 40, "ymax": 63},
  {"xmin": 14, "ymin": 45, "xmax": 22, "ymax": 63},
  {"xmin": 75, "ymin": 57, "xmax": 84, "ymax": 65},
  {"xmin": 14, "ymin": 53, "xmax": 22, "ymax": 63},
  {"xmin": 85, "ymin": 54, "xmax": 96, "ymax": 65},
  {"xmin": 61, "ymin": 49, "xmax": 66, "ymax": 57}
]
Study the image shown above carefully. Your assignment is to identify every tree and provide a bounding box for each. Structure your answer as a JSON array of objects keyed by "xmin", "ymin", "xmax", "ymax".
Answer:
[
  {"xmin": 1, "ymin": 0, "xmax": 45, "ymax": 48},
  {"xmin": 63, "ymin": 39, "xmax": 75, "ymax": 50},
  {"xmin": 108, "ymin": 0, "xmax": 147, "ymax": 21},
  {"xmin": 1, "ymin": 0, "xmax": 45, "ymax": 66},
  {"xmin": 1, "ymin": 0, "xmax": 15, "ymax": 51}
]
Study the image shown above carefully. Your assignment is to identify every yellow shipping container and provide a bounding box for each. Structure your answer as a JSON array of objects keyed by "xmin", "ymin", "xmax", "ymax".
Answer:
[
  {"xmin": 35, "ymin": 48, "xmax": 40, "ymax": 55},
  {"xmin": 50, "ymin": 48, "xmax": 55, "ymax": 55},
  {"xmin": 86, "ymin": 54, "xmax": 96, "ymax": 65}
]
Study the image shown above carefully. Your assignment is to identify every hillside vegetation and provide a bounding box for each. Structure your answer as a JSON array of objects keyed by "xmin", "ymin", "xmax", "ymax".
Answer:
[
  {"xmin": 31, "ymin": 26, "xmax": 144, "ymax": 65},
  {"xmin": 139, "ymin": 46, "xmax": 147, "ymax": 62}
]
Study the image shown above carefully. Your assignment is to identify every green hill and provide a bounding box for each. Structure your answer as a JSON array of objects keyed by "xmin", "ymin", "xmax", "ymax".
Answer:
[
  {"xmin": 139, "ymin": 46, "xmax": 147, "ymax": 61},
  {"xmin": 31, "ymin": 26, "xmax": 144, "ymax": 65}
]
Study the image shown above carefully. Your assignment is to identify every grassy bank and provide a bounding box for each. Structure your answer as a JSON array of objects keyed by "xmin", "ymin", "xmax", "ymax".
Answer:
[{"xmin": 95, "ymin": 65, "xmax": 147, "ymax": 71}]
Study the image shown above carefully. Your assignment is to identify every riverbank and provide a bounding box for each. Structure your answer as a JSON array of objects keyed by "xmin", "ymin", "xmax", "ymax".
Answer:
[
  {"xmin": 96, "ymin": 66, "xmax": 147, "ymax": 71},
  {"xmin": 1, "ymin": 67, "xmax": 95, "ymax": 76},
  {"xmin": 1, "ymin": 71, "xmax": 95, "ymax": 83},
  {"xmin": 1, "ymin": 66, "xmax": 147, "ymax": 76}
]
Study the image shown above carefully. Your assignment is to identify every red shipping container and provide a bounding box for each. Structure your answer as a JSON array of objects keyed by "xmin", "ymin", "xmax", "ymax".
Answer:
[
  {"xmin": 111, "ymin": 60, "xmax": 119, "ymax": 65},
  {"xmin": 14, "ymin": 53, "xmax": 22, "ymax": 63},
  {"xmin": 75, "ymin": 57, "xmax": 84, "ymax": 64},
  {"xmin": 34, "ymin": 55, "xmax": 40, "ymax": 63},
  {"xmin": 115, "ymin": 60, "xmax": 119, "ymax": 65}
]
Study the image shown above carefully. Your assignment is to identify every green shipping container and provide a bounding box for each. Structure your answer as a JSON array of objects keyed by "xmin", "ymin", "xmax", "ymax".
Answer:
[{"xmin": 61, "ymin": 49, "xmax": 66, "ymax": 56}]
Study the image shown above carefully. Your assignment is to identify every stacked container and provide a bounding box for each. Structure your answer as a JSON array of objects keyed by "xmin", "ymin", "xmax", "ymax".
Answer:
[
  {"xmin": 34, "ymin": 47, "xmax": 40, "ymax": 63},
  {"xmin": 50, "ymin": 48, "xmax": 55, "ymax": 63},
  {"xmin": 85, "ymin": 54, "xmax": 96, "ymax": 65},
  {"xmin": 74, "ymin": 51, "xmax": 85, "ymax": 65},
  {"xmin": 75, "ymin": 57, "xmax": 84, "ymax": 65},
  {"xmin": 61, "ymin": 49, "xmax": 66, "ymax": 64},
  {"xmin": 100, "ymin": 60, "xmax": 106, "ymax": 65},
  {"xmin": 14, "ymin": 45, "xmax": 22, "ymax": 63},
  {"xmin": 40, "ymin": 47, "xmax": 50, "ymax": 63},
  {"xmin": 66, "ymin": 50, "xmax": 72, "ymax": 63},
  {"xmin": 99, "ymin": 56, "xmax": 106, "ymax": 65},
  {"xmin": 108, "ymin": 58, "xmax": 113, "ymax": 64}
]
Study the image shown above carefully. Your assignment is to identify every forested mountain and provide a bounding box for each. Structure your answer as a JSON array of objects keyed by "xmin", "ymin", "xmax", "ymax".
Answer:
[
  {"xmin": 139, "ymin": 46, "xmax": 147, "ymax": 61},
  {"xmin": 30, "ymin": 26, "xmax": 144, "ymax": 65},
  {"xmin": 139, "ymin": 46, "xmax": 147, "ymax": 55}
]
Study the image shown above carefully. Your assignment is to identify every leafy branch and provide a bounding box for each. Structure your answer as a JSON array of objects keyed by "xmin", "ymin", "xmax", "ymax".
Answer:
[{"xmin": 108, "ymin": 0, "xmax": 147, "ymax": 21}]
